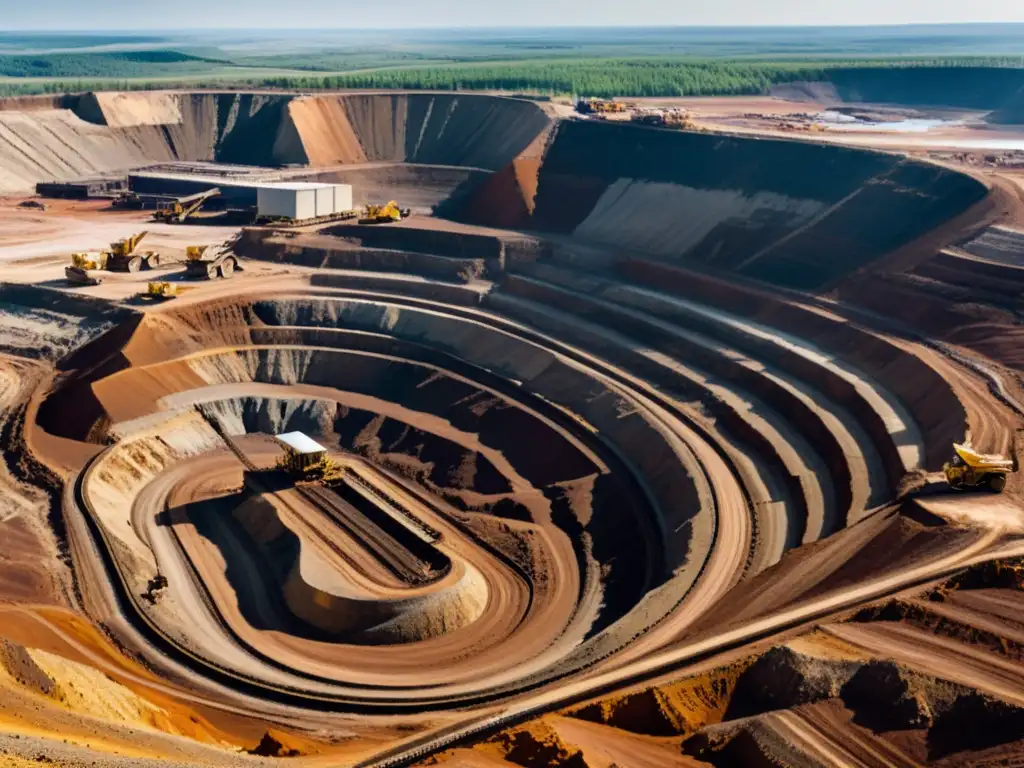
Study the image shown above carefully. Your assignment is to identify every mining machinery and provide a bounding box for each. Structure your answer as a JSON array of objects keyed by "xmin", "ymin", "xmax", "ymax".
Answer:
[
  {"xmin": 577, "ymin": 99, "xmax": 630, "ymax": 115},
  {"xmin": 631, "ymin": 109, "xmax": 697, "ymax": 130},
  {"xmin": 944, "ymin": 438, "xmax": 1019, "ymax": 493},
  {"xmin": 144, "ymin": 281, "xmax": 184, "ymax": 300},
  {"xmin": 152, "ymin": 188, "xmax": 220, "ymax": 224},
  {"xmin": 358, "ymin": 200, "xmax": 410, "ymax": 225},
  {"xmin": 184, "ymin": 243, "xmax": 240, "ymax": 280},
  {"xmin": 65, "ymin": 230, "xmax": 159, "ymax": 284},
  {"xmin": 64, "ymin": 253, "xmax": 104, "ymax": 286},
  {"xmin": 104, "ymin": 231, "xmax": 161, "ymax": 272}
]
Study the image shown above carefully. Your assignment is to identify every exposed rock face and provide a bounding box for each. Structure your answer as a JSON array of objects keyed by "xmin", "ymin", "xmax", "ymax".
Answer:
[{"xmin": 0, "ymin": 91, "xmax": 551, "ymax": 194}]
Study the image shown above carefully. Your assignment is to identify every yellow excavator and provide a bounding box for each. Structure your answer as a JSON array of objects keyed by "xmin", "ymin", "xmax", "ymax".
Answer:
[
  {"xmin": 359, "ymin": 201, "xmax": 410, "ymax": 225},
  {"xmin": 944, "ymin": 438, "xmax": 1019, "ymax": 493}
]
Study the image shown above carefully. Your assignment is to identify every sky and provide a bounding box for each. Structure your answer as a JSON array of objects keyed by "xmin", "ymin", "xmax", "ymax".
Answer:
[{"xmin": 2, "ymin": 0, "xmax": 1024, "ymax": 29}]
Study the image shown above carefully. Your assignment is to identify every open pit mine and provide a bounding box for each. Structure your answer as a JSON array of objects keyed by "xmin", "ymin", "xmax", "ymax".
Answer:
[{"xmin": 1, "ymin": 89, "xmax": 1024, "ymax": 767}]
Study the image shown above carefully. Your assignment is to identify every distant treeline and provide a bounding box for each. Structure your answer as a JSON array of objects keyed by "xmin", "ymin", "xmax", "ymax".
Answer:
[
  {"xmin": 272, "ymin": 58, "xmax": 1024, "ymax": 98},
  {"xmin": 319, "ymin": 60, "xmax": 824, "ymax": 97},
  {"xmin": 1, "ymin": 56, "xmax": 1023, "ymax": 101},
  {"xmin": 0, "ymin": 50, "xmax": 221, "ymax": 78}
]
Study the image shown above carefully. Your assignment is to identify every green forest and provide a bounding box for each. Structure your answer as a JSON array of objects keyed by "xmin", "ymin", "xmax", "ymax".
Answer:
[
  {"xmin": 275, "ymin": 58, "xmax": 1024, "ymax": 98},
  {"xmin": 0, "ymin": 51, "xmax": 224, "ymax": 79},
  {"xmin": 1, "ymin": 48, "xmax": 1023, "ymax": 101},
  {"xmin": 295, "ymin": 59, "xmax": 825, "ymax": 97}
]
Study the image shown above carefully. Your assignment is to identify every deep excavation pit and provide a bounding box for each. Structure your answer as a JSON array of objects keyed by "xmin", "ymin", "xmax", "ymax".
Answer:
[{"xmin": 6, "ymin": 88, "xmax": 1023, "ymax": 763}]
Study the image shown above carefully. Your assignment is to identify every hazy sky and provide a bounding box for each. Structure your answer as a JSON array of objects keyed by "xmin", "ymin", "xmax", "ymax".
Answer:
[{"xmin": 4, "ymin": 0, "xmax": 1024, "ymax": 29}]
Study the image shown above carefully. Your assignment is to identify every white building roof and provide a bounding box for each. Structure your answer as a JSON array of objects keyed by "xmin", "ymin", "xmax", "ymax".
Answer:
[
  {"xmin": 265, "ymin": 182, "xmax": 345, "ymax": 190},
  {"xmin": 131, "ymin": 172, "xmax": 346, "ymax": 192},
  {"xmin": 276, "ymin": 432, "xmax": 327, "ymax": 455}
]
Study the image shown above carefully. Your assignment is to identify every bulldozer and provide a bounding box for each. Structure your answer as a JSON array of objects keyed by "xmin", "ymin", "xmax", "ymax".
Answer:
[
  {"xmin": 104, "ymin": 231, "xmax": 161, "ymax": 273},
  {"xmin": 152, "ymin": 188, "xmax": 220, "ymax": 224},
  {"xmin": 184, "ymin": 244, "xmax": 240, "ymax": 280},
  {"xmin": 143, "ymin": 281, "xmax": 185, "ymax": 300},
  {"xmin": 943, "ymin": 439, "xmax": 1019, "ymax": 493},
  {"xmin": 65, "ymin": 253, "xmax": 104, "ymax": 286},
  {"xmin": 358, "ymin": 201, "xmax": 410, "ymax": 225}
]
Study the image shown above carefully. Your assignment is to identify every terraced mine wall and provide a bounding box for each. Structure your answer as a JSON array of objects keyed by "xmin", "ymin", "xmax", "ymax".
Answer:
[
  {"xmin": 235, "ymin": 225, "xmax": 548, "ymax": 280},
  {"xmin": 38, "ymin": 304, "xmax": 669, "ymax": 633},
  {"xmin": 235, "ymin": 230, "xmax": 490, "ymax": 282},
  {"xmin": 32, "ymin": 207, "xmax": 996, "ymax": 714},
  {"xmin": 0, "ymin": 91, "xmax": 551, "ymax": 194},
  {"xmin": 617, "ymin": 260, "xmax": 965, "ymax": 470},
  {"xmin": 821, "ymin": 67, "xmax": 1024, "ymax": 115},
  {"xmin": 463, "ymin": 120, "xmax": 986, "ymax": 291},
  {"xmin": 836, "ymin": 227, "xmax": 1024, "ymax": 371}
]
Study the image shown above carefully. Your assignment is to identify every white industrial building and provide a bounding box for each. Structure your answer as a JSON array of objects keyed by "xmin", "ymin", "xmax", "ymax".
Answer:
[{"xmin": 257, "ymin": 183, "xmax": 353, "ymax": 221}]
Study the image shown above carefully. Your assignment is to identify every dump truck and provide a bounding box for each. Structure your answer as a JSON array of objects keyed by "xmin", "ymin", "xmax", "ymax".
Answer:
[
  {"xmin": 358, "ymin": 201, "xmax": 410, "ymax": 225},
  {"xmin": 943, "ymin": 439, "xmax": 1019, "ymax": 493},
  {"xmin": 152, "ymin": 188, "xmax": 220, "ymax": 224},
  {"xmin": 184, "ymin": 244, "xmax": 240, "ymax": 280},
  {"xmin": 65, "ymin": 231, "xmax": 159, "ymax": 283},
  {"xmin": 104, "ymin": 231, "xmax": 160, "ymax": 272}
]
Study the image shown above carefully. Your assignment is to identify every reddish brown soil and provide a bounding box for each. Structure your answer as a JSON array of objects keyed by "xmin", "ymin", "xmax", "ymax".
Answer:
[{"xmin": 3, "ymin": 88, "xmax": 1024, "ymax": 768}]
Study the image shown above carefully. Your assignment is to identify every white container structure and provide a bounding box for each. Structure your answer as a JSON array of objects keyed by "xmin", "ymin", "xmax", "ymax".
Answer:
[
  {"xmin": 333, "ymin": 184, "xmax": 354, "ymax": 212},
  {"xmin": 315, "ymin": 186, "xmax": 334, "ymax": 217},
  {"xmin": 257, "ymin": 184, "xmax": 315, "ymax": 220},
  {"xmin": 257, "ymin": 183, "xmax": 354, "ymax": 222}
]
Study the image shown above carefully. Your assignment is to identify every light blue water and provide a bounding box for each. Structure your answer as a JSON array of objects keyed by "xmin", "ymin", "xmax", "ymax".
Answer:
[
  {"xmin": 812, "ymin": 110, "xmax": 1024, "ymax": 150},
  {"xmin": 816, "ymin": 110, "xmax": 959, "ymax": 133},
  {"xmin": 910, "ymin": 138, "xmax": 1024, "ymax": 150}
]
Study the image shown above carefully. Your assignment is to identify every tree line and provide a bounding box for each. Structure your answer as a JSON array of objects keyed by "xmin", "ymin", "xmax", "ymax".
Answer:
[{"xmin": 1, "ymin": 56, "xmax": 1021, "ymax": 100}]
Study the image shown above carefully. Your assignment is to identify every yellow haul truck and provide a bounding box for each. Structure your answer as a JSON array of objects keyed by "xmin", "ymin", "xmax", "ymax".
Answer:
[
  {"xmin": 944, "ymin": 440, "xmax": 1019, "ymax": 493},
  {"xmin": 65, "ymin": 231, "xmax": 160, "ymax": 284}
]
